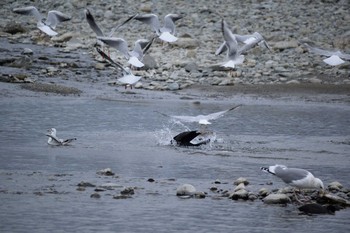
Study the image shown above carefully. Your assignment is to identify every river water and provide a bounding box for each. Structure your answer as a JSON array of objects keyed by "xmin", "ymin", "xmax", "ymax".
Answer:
[{"xmin": 0, "ymin": 94, "xmax": 349, "ymax": 232}]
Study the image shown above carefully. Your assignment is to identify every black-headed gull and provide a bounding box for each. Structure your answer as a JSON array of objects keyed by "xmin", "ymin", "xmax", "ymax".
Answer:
[
  {"xmin": 157, "ymin": 105, "xmax": 242, "ymax": 125},
  {"xmin": 302, "ymin": 42, "xmax": 350, "ymax": 66},
  {"xmin": 46, "ymin": 128, "xmax": 76, "ymax": 146},
  {"xmin": 96, "ymin": 47, "xmax": 142, "ymax": 89},
  {"xmin": 134, "ymin": 13, "xmax": 183, "ymax": 43},
  {"xmin": 13, "ymin": 6, "xmax": 71, "ymax": 36},
  {"xmin": 261, "ymin": 165, "xmax": 324, "ymax": 190},
  {"xmin": 219, "ymin": 19, "xmax": 267, "ymax": 68},
  {"xmin": 97, "ymin": 37, "xmax": 155, "ymax": 68},
  {"xmin": 171, "ymin": 130, "xmax": 216, "ymax": 147},
  {"xmin": 216, "ymin": 31, "xmax": 271, "ymax": 56}
]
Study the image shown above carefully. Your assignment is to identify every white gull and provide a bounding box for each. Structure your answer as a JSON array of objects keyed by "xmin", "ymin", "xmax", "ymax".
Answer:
[
  {"xmin": 46, "ymin": 128, "xmax": 76, "ymax": 146},
  {"xmin": 13, "ymin": 6, "xmax": 71, "ymax": 36}
]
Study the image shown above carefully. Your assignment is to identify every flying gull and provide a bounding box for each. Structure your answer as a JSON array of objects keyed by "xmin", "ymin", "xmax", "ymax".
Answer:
[
  {"xmin": 216, "ymin": 31, "xmax": 271, "ymax": 56},
  {"xmin": 134, "ymin": 13, "xmax": 183, "ymax": 43},
  {"xmin": 96, "ymin": 47, "xmax": 142, "ymax": 88},
  {"xmin": 301, "ymin": 42, "xmax": 350, "ymax": 66},
  {"xmin": 218, "ymin": 19, "xmax": 267, "ymax": 69},
  {"xmin": 85, "ymin": 8, "xmax": 137, "ymax": 55},
  {"xmin": 97, "ymin": 36, "xmax": 155, "ymax": 68},
  {"xmin": 46, "ymin": 128, "xmax": 76, "ymax": 146},
  {"xmin": 157, "ymin": 104, "xmax": 242, "ymax": 125},
  {"xmin": 13, "ymin": 6, "xmax": 71, "ymax": 36},
  {"xmin": 261, "ymin": 164, "xmax": 324, "ymax": 190}
]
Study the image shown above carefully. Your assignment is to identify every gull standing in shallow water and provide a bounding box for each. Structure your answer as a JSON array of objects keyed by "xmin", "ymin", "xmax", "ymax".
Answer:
[
  {"xmin": 134, "ymin": 13, "xmax": 183, "ymax": 43},
  {"xmin": 13, "ymin": 6, "xmax": 71, "ymax": 36},
  {"xmin": 261, "ymin": 165, "xmax": 324, "ymax": 190},
  {"xmin": 46, "ymin": 128, "xmax": 76, "ymax": 146},
  {"xmin": 301, "ymin": 42, "xmax": 350, "ymax": 66},
  {"xmin": 218, "ymin": 19, "xmax": 267, "ymax": 69}
]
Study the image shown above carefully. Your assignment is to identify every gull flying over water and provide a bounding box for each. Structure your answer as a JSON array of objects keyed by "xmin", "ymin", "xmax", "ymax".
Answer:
[
  {"xmin": 96, "ymin": 47, "xmax": 142, "ymax": 88},
  {"xmin": 157, "ymin": 104, "xmax": 242, "ymax": 125},
  {"xmin": 134, "ymin": 13, "xmax": 183, "ymax": 43},
  {"xmin": 13, "ymin": 6, "xmax": 71, "ymax": 36},
  {"xmin": 97, "ymin": 36, "xmax": 155, "ymax": 68},
  {"xmin": 46, "ymin": 128, "xmax": 76, "ymax": 146},
  {"xmin": 261, "ymin": 164, "xmax": 324, "ymax": 190},
  {"xmin": 301, "ymin": 42, "xmax": 350, "ymax": 66},
  {"xmin": 218, "ymin": 19, "xmax": 268, "ymax": 69}
]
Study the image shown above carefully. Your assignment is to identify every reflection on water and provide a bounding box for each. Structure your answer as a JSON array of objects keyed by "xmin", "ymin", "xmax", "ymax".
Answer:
[{"xmin": 0, "ymin": 96, "xmax": 349, "ymax": 232}]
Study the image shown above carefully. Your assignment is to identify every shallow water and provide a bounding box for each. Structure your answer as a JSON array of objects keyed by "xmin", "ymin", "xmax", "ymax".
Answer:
[{"xmin": 0, "ymin": 95, "xmax": 350, "ymax": 232}]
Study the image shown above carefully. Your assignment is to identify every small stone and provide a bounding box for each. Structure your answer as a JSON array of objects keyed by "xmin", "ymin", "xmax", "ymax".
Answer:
[
  {"xmin": 147, "ymin": 178, "xmax": 155, "ymax": 182},
  {"xmin": 184, "ymin": 62, "xmax": 198, "ymax": 73},
  {"xmin": 167, "ymin": 82, "xmax": 180, "ymax": 91},
  {"xmin": 193, "ymin": 191, "xmax": 206, "ymax": 199},
  {"xmin": 176, "ymin": 184, "xmax": 196, "ymax": 196},
  {"xmin": 77, "ymin": 181, "xmax": 96, "ymax": 187},
  {"xmin": 139, "ymin": 3, "xmax": 152, "ymax": 13},
  {"xmin": 3, "ymin": 22, "xmax": 26, "ymax": 34},
  {"xmin": 174, "ymin": 38, "xmax": 200, "ymax": 49},
  {"xmin": 234, "ymin": 177, "xmax": 249, "ymax": 186},
  {"xmin": 113, "ymin": 194, "xmax": 132, "ymax": 199},
  {"xmin": 120, "ymin": 187, "xmax": 135, "ymax": 195},
  {"xmin": 263, "ymin": 194, "xmax": 291, "ymax": 204},
  {"xmin": 210, "ymin": 186, "xmax": 218, "ymax": 192},
  {"xmin": 96, "ymin": 168, "xmax": 115, "ymax": 176},
  {"xmin": 94, "ymin": 187, "xmax": 106, "ymax": 192},
  {"xmin": 214, "ymin": 179, "xmax": 221, "ymax": 184},
  {"xmin": 76, "ymin": 187, "xmax": 86, "ymax": 191},
  {"xmin": 51, "ymin": 32, "xmax": 74, "ymax": 43},
  {"xmin": 143, "ymin": 54, "xmax": 158, "ymax": 69},
  {"xmin": 22, "ymin": 48, "xmax": 33, "ymax": 55},
  {"xmin": 328, "ymin": 181, "xmax": 343, "ymax": 191},
  {"xmin": 258, "ymin": 188, "xmax": 270, "ymax": 197},
  {"xmin": 248, "ymin": 192, "xmax": 258, "ymax": 201},
  {"xmin": 90, "ymin": 193, "xmax": 101, "ymax": 198},
  {"xmin": 273, "ymin": 40, "xmax": 298, "ymax": 50}
]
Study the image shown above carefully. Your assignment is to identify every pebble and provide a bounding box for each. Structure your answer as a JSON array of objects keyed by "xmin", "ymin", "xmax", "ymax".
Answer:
[
  {"xmin": 96, "ymin": 168, "xmax": 115, "ymax": 176},
  {"xmin": 233, "ymin": 177, "xmax": 249, "ymax": 186},
  {"xmin": 77, "ymin": 181, "xmax": 96, "ymax": 187},
  {"xmin": 230, "ymin": 189, "xmax": 249, "ymax": 200},
  {"xmin": 90, "ymin": 193, "xmax": 101, "ymax": 199}
]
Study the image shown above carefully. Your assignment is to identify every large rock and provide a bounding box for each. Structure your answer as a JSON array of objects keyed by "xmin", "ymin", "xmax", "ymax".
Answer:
[
  {"xmin": 263, "ymin": 194, "xmax": 291, "ymax": 204},
  {"xmin": 229, "ymin": 189, "xmax": 249, "ymax": 200},
  {"xmin": 176, "ymin": 184, "xmax": 196, "ymax": 196}
]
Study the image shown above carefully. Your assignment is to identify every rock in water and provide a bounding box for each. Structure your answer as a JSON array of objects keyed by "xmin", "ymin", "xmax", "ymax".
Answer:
[
  {"xmin": 263, "ymin": 194, "xmax": 291, "ymax": 204},
  {"xmin": 176, "ymin": 184, "xmax": 196, "ymax": 196},
  {"xmin": 298, "ymin": 203, "xmax": 340, "ymax": 215}
]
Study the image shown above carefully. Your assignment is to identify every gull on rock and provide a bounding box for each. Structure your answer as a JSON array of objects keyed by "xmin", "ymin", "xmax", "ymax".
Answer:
[
  {"xmin": 46, "ymin": 128, "xmax": 76, "ymax": 146},
  {"xmin": 13, "ymin": 6, "xmax": 71, "ymax": 36},
  {"xmin": 302, "ymin": 42, "xmax": 350, "ymax": 66},
  {"xmin": 134, "ymin": 13, "xmax": 183, "ymax": 43},
  {"xmin": 261, "ymin": 164, "xmax": 324, "ymax": 190}
]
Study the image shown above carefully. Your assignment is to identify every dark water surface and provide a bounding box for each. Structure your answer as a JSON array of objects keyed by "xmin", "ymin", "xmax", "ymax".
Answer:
[{"xmin": 0, "ymin": 95, "xmax": 349, "ymax": 232}]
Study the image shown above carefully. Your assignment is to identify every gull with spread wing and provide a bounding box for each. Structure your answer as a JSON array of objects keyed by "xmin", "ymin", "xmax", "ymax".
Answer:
[
  {"xmin": 97, "ymin": 36, "xmax": 155, "ymax": 68},
  {"xmin": 218, "ymin": 19, "xmax": 267, "ymax": 69},
  {"xmin": 301, "ymin": 42, "xmax": 350, "ymax": 66},
  {"xmin": 96, "ymin": 47, "xmax": 142, "ymax": 88},
  {"xmin": 134, "ymin": 13, "xmax": 183, "ymax": 43},
  {"xmin": 157, "ymin": 104, "xmax": 242, "ymax": 125},
  {"xmin": 46, "ymin": 128, "xmax": 76, "ymax": 146},
  {"xmin": 13, "ymin": 6, "xmax": 71, "ymax": 36}
]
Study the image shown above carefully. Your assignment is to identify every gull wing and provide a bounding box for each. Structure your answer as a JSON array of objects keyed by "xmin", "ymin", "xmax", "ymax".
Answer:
[
  {"xmin": 204, "ymin": 104, "xmax": 242, "ymax": 121},
  {"xmin": 62, "ymin": 138, "xmax": 76, "ymax": 145},
  {"xmin": 38, "ymin": 25, "xmax": 58, "ymax": 36},
  {"xmin": 97, "ymin": 37, "xmax": 129, "ymax": 58},
  {"xmin": 108, "ymin": 13, "xmax": 139, "ymax": 37},
  {"xmin": 13, "ymin": 6, "xmax": 42, "ymax": 21},
  {"xmin": 221, "ymin": 19, "xmax": 239, "ymax": 59},
  {"xmin": 46, "ymin": 10, "xmax": 70, "ymax": 29},
  {"xmin": 46, "ymin": 134, "xmax": 63, "ymax": 144},
  {"xmin": 118, "ymin": 74, "xmax": 141, "ymax": 85},
  {"xmin": 85, "ymin": 9, "xmax": 104, "ymax": 37},
  {"xmin": 215, "ymin": 41, "xmax": 228, "ymax": 56},
  {"xmin": 134, "ymin": 14, "xmax": 161, "ymax": 33},
  {"xmin": 95, "ymin": 47, "xmax": 129, "ymax": 74},
  {"xmin": 163, "ymin": 13, "xmax": 183, "ymax": 34}
]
